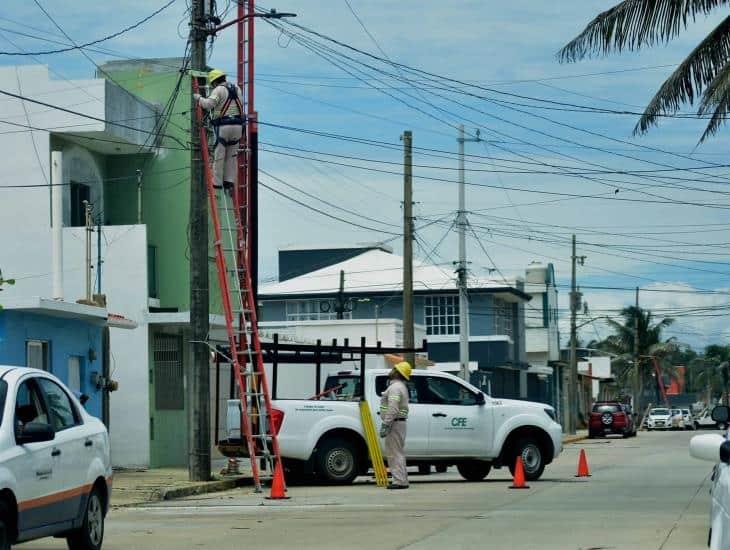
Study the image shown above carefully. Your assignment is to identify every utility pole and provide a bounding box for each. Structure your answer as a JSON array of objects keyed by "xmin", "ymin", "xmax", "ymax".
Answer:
[
  {"xmin": 189, "ymin": 0, "xmax": 211, "ymax": 482},
  {"xmin": 456, "ymin": 125, "xmax": 480, "ymax": 381},
  {"xmin": 402, "ymin": 130, "xmax": 415, "ymax": 367},
  {"xmin": 568, "ymin": 234, "xmax": 584, "ymax": 435},
  {"xmin": 633, "ymin": 287, "xmax": 640, "ymax": 412},
  {"xmin": 336, "ymin": 270, "xmax": 346, "ymax": 320}
]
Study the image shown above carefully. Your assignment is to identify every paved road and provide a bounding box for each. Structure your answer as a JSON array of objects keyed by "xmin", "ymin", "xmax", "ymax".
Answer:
[{"xmin": 27, "ymin": 431, "xmax": 716, "ymax": 549}]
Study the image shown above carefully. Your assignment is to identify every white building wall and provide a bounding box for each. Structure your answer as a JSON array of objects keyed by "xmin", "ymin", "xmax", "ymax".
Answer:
[
  {"xmin": 1, "ymin": 225, "xmax": 150, "ymax": 467},
  {"xmin": 0, "ymin": 65, "xmax": 105, "ymax": 229}
]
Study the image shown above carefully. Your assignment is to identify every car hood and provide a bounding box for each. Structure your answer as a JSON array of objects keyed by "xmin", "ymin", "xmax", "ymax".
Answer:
[{"xmin": 649, "ymin": 415, "xmax": 672, "ymax": 420}]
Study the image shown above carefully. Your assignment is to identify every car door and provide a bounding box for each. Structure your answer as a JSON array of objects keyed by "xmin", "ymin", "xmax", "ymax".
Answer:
[
  {"xmin": 374, "ymin": 375, "xmax": 429, "ymax": 457},
  {"xmin": 420, "ymin": 375, "xmax": 489, "ymax": 457},
  {"xmin": 36, "ymin": 377, "xmax": 89, "ymax": 524},
  {"xmin": 11, "ymin": 378, "xmax": 61, "ymax": 532}
]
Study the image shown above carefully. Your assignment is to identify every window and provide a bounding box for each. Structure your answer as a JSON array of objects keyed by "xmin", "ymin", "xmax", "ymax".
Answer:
[
  {"xmin": 148, "ymin": 245, "xmax": 158, "ymax": 299},
  {"xmin": 285, "ymin": 300, "xmax": 350, "ymax": 321},
  {"xmin": 424, "ymin": 295, "xmax": 459, "ymax": 336},
  {"xmin": 375, "ymin": 376, "xmax": 419, "ymax": 403},
  {"xmin": 37, "ymin": 378, "xmax": 79, "ymax": 431},
  {"xmin": 70, "ymin": 182, "xmax": 91, "ymax": 227},
  {"xmin": 15, "ymin": 380, "xmax": 49, "ymax": 428},
  {"xmin": 67, "ymin": 356, "xmax": 83, "ymax": 394},
  {"xmin": 493, "ymin": 300, "xmax": 513, "ymax": 337},
  {"xmin": 153, "ymin": 334, "xmax": 184, "ymax": 410},
  {"xmin": 26, "ymin": 341, "xmax": 49, "ymax": 371},
  {"xmin": 420, "ymin": 376, "xmax": 478, "ymax": 406}
]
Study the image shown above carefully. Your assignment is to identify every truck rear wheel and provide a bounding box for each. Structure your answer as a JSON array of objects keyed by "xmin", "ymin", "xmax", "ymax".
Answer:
[
  {"xmin": 315, "ymin": 437, "xmax": 359, "ymax": 484},
  {"xmin": 457, "ymin": 461, "xmax": 491, "ymax": 481},
  {"xmin": 508, "ymin": 437, "xmax": 545, "ymax": 481}
]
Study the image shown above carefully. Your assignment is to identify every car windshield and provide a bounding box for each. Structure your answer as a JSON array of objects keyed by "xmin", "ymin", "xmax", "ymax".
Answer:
[
  {"xmin": 682, "ymin": 410, "xmax": 690, "ymax": 415},
  {"xmin": 671, "ymin": 409, "xmax": 680, "ymax": 415},
  {"xmin": 652, "ymin": 408, "xmax": 670, "ymax": 415},
  {"xmin": 0, "ymin": 380, "xmax": 6, "ymax": 426}
]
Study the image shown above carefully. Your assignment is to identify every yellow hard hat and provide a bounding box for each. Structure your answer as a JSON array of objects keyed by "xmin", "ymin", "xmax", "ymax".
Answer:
[
  {"xmin": 393, "ymin": 361, "xmax": 412, "ymax": 380},
  {"xmin": 207, "ymin": 68, "xmax": 226, "ymax": 85}
]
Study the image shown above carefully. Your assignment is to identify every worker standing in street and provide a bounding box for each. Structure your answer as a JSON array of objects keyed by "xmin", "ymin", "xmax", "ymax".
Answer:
[
  {"xmin": 192, "ymin": 69, "xmax": 244, "ymax": 192},
  {"xmin": 379, "ymin": 361, "xmax": 411, "ymax": 489}
]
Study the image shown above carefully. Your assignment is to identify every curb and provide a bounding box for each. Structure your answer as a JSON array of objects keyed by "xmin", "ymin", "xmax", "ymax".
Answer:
[
  {"xmin": 156, "ymin": 476, "xmax": 252, "ymax": 501},
  {"xmin": 562, "ymin": 435, "xmax": 589, "ymax": 445}
]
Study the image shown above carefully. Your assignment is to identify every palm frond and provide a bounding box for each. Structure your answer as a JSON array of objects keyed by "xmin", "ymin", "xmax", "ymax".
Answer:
[
  {"xmin": 558, "ymin": 0, "xmax": 729, "ymax": 62},
  {"xmin": 635, "ymin": 16, "xmax": 730, "ymax": 134},
  {"xmin": 698, "ymin": 60, "xmax": 730, "ymax": 140}
]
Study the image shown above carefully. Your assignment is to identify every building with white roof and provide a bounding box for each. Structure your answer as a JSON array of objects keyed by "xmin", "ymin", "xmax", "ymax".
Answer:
[{"xmin": 259, "ymin": 246, "xmax": 535, "ymax": 400}]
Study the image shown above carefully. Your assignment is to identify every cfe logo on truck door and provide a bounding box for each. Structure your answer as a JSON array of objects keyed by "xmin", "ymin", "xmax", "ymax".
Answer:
[{"xmin": 446, "ymin": 417, "xmax": 472, "ymax": 430}]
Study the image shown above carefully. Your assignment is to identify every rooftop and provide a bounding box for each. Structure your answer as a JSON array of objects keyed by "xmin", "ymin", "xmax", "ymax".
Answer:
[{"xmin": 261, "ymin": 249, "xmax": 529, "ymax": 301}]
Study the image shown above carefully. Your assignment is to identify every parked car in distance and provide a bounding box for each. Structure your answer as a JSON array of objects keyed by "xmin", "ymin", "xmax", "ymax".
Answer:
[
  {"xmin": 0, "ymin": 366, "xmax": 112, "ymax": 549},
  {"xmin": 588, "ymin": 401, "xmax": 636, "ymax": 438},
  {"xmin": 695, "ymin": 408, "xmax": 724, "ymax": 430},
  {"xmin": 681, "ymin": 409, "xmax": 696, "ymax": 430},
  {"xmin": 689, "ymin": 405, "xmax": 730, "ymax": 549},
  {"xmin": 670, "ymin": 408, "xmax": 685, "ymax": 430},
  {"xmin": 646, "ymin": 407, "xmax": 673, "ymax": 430}
]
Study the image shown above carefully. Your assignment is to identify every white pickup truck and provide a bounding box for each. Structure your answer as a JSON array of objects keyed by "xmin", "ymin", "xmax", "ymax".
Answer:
[{"xmin": 224, "ymin": 368, "xmax": 563, "ymax": 484}]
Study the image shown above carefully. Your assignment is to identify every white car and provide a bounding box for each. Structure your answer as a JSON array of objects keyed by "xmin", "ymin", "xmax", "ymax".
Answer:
[
  {"xmin": 681, "ymin": 409, "xmax": 696, "ymax": 430},
  {"xmin": 224, "ymin": 368, "xmax": 563, "ymax": 483},
  {"xmin": 689, "ymin": 406, "xmax": 730, "ymax": 550},
  {"xmin": 696, "ymin": 409, "xmax": 723, "ymax": 430},
  {"xmin": 670, "ymin": 409, "xmax": 685, "ymax": 429},
  {"xmin": 646, "ymin": 407, "xmax": 673, "ymax": 430},
  {"xmin": 0, "ymin": 366, "xmax": 112, "ymax": 549}
]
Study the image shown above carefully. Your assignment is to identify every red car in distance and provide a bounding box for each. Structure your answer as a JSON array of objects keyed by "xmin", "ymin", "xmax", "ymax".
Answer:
[{"xmin": 588, "ymin": 401, "xmax": 637, "ymax": 438}]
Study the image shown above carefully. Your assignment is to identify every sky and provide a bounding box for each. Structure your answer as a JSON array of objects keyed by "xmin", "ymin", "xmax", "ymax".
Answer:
[{"xmin": 2, "ymin": 0, "xmax": 730, "ymax": 350}]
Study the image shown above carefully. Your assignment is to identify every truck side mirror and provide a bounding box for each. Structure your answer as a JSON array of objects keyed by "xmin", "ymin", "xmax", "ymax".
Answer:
[{"xmin": 475, "ymin": 392, "xmax": 485, "ymax": 406}]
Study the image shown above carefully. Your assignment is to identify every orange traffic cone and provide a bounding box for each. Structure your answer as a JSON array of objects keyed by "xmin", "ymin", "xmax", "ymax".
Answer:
[
  {"xmin": 575, "ymin": 449, "xmax": 591, "ymax": 478},
  {"xmin": 266, "ymin": 461, "xmax": 290, "ymax": 500},
  {"xmin": 509, "ymin": 456, "xmax": 530, "ymax": 489}
]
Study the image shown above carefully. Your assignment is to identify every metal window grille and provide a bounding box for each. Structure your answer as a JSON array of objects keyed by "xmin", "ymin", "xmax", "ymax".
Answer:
[
  {"xmin": 424, "ymin": 295, "xmax": 460, "ymax": 336},
  {"xmin": 285, "ymin": 300, "xmax": 351, "ymax": 321},
  {"xmin": 153, "ymin": 334, "xmax": 184, "ymax": 410},
  {"xmin": 26, "ymin": 340, "xmax": 49, "ymax": 371}
]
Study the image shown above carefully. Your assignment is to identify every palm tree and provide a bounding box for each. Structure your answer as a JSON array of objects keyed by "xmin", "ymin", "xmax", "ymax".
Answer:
[
  {"xmin": 559, "ymin": 1, "xmax": 730, "ymax": 142},
  {"xmin": 700, "ymin": 344, "xmax": 730, "ymax": 404},
  {"xmin": 598, "ymin": 306, "xmax": 676, "ymax": 409}
]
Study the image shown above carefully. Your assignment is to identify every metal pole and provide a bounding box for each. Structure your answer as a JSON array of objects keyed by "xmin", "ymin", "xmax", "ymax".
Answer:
[
  {"xmin": 96, "ymin": 214, "xmax": 102, "ymax": 295},
  {"xmin": 51, "ymin": 151, "xmax": 63, "ymax": 300},
  {"xmin": 189, "ymin": 0, "xmax": 211, "ymax": 482},
  {"xmin": 457, "ymin": 125, "xmax": 469, "ymax": 381},
  {"xmin": 402, "ymin": 130, "xmax": 414, "ymax": 367},
  {"xmin": 136, "ymin": 169, "xmax": 143, "ymax": 224},
  {"xmin": 634, "ymin": 287, "xmax": 640, "ymax": 412},
  {"xmin": 84, "ymin": 201, "xmax": 92, "ymax": 302},
  {"xmin": 568, "ymin": 234, "xmax": 578, "ymax": 435}
]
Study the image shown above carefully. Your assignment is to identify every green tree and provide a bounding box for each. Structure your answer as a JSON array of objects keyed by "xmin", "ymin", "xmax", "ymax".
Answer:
[
  {"xmin": 560, "ymin": 1, "xmax": 730, "ymax": 142},
  {"xmin": 691, "ymin": 345, "xmax": 730, "ymax": 404},
  {"xmin": 597, "ymin": 306, "xmax": 676, "ymax": 409}
]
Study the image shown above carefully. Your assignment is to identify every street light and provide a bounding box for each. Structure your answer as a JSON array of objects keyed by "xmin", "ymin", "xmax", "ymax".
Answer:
[{"xmin": 210, "ymin": 8, "xmax": 297, "ymax": 35}]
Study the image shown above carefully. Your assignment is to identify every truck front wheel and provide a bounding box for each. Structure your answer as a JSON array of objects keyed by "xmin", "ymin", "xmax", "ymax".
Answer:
[
  {"xmin": 508, "ymin": 437, "xmax": 545, "ymax": 481},
  {"xmin": 457, "ymin": 461, "xmax": 491, "ymax": 481},
  {"xmin": 315, "ymin": 437, "xmax": 359, "ymax": 484}
]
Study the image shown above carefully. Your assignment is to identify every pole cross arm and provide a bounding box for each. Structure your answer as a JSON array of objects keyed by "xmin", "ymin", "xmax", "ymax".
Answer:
[{"xmin": 211, "ymin": 9, "xmax": 296, "ymax": 35}]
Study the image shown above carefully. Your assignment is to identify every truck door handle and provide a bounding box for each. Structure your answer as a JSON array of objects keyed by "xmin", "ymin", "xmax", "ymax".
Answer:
[
  {"xmin": 432, "ymin": 413, "xmax": 447, "ymax": 418},
  {"xmin": 51, "ymin": 449, "xmax": 61, "ymax": 457},
  {"xmin": 85, "ymin": 440, "xmax": 93, "ymax": 448}
]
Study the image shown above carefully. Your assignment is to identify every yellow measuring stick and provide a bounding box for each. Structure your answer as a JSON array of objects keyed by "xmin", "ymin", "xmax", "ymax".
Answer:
[{"xmin": 359, "ymin": 400, "xmax": 388, "ymax": 487}]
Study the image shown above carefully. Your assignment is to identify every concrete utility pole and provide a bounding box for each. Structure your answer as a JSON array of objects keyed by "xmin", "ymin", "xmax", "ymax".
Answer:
[
  {"xmin": 456, "ymin": 125, "xmax": 480, "ymax": 381},
  {"xmin": 402, "ymin": 130, "xmax": 415, "ymax": 366},
  {"xmin": 568, "ymin": 234, "xmax": 584, "ymax": 435},
  {"xmin": 634, "ymin": 287, "xmax": 641, "ymax": 412},
  {"xmin": 189, "ymin": 0, "xmax": 211, "ymax": 482}
]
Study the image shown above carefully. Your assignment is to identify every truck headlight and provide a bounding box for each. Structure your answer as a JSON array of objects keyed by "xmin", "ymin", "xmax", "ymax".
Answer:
[{"xmin": 544, "ymin": 408, "xmax": 556, "ymax": 422}]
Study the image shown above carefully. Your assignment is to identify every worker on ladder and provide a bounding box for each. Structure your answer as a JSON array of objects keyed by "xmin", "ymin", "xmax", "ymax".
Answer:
[
  {"xmin": 193, "ymin": 69, "xmax": 244, "ymax": 192},
  {"xmin": 379, "ymin": 361, "xmax": 411, "ymax": 489}
]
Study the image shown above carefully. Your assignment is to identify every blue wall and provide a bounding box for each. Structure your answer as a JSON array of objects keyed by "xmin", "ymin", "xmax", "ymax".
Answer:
[{"xmin": 0, "ymin": 311, "xmax": 103, "ymax": 419}]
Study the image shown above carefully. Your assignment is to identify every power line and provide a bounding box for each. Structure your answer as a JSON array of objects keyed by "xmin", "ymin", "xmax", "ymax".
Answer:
[{"xmin": 0, "ymin": 0, "xmax": 178, "ymax": 56}]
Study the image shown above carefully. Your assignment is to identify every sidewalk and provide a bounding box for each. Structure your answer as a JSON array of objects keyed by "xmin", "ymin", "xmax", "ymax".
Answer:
[
  {"xmin": 563, "ymin": 430, "xmax": 588, "ymax": 445},
  {"xmin": 110, "ymin": 465, "xmax": 252, "ymax": 508}
]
